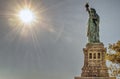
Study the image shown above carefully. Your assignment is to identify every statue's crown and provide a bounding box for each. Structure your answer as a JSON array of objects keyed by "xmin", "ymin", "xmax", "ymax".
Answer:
[{"xmin": 90, "ymin": 8, "xmax": 96, "ymax": 13}]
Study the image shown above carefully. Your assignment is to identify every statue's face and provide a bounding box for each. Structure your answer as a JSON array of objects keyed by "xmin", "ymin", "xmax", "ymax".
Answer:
[{"xmin": 90, "ymin": 9, "xmax": 96, "ymax": 15}]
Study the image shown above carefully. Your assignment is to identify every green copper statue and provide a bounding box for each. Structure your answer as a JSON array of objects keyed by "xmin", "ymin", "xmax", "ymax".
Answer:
[{"xmin": 85, "ymin": 3, "xmax": 100, "ymax": 43}]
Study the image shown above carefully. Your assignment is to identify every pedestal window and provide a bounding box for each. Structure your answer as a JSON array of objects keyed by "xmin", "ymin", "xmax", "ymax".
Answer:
[
  {"xmin": 98, "ymin": 53, "xmax": 100, "ymax": 59},
  {"xmin": 89, "ymin": 53, "xmax": 92, "ymax": 59}
]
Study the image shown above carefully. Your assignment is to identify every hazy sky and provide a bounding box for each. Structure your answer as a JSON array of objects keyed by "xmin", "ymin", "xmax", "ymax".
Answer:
[{"xmin": 0, "ymin": 0, "xmax": 120, "ymax": 79}]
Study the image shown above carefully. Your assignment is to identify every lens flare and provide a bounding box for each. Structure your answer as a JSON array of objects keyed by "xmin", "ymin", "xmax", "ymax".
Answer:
[{"xmin": 19, "ymin": 8, "xmax": 35, "ymax": 24}]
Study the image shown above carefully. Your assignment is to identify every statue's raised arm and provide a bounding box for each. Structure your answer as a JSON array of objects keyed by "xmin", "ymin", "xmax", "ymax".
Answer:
[
  {"xmin": 85, "ymin": 3, "xmax": 90, "ymax": 14},
  {"xmin": 85, "ymin": 3, "xmax": 100, "ymax": 43}
]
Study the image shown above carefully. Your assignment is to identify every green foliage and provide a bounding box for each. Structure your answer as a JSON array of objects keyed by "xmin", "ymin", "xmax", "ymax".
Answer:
[{"xmin": 106, "ymin": 40, "xmax": 120, "ymax": 63}]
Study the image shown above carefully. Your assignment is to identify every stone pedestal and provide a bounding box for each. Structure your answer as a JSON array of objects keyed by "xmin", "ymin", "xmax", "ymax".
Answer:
[
  {"xmin": 75, "ymin": 77, "xmax": 116, "ymax": 79},
  {"xmin": 74, "ymin": 43, "xmax": 116, "ymax": 79}
]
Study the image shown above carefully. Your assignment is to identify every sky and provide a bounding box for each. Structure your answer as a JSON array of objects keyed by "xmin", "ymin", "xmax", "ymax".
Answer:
[{"xmin": 0, "ymin": 0, "xmax": 120, "ymax": 79}]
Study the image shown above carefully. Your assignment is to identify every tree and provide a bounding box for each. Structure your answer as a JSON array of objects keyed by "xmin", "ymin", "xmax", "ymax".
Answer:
[
  {"xmin": 106, "ymin": 40, "xmax": 120, "ymax": 63},
  {"xmin": 106, "ymin": 40, "xmax": 120, "ymax": 76}
]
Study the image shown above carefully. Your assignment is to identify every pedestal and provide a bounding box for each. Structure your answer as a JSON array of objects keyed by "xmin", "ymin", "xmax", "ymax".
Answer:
[
  {"xmin": 75, "ymin": 77, "xmax": 116, "ymax": 79},
  {"xmin": 74, "ymin": 43, "xmax": 116, "ymax": 79}
]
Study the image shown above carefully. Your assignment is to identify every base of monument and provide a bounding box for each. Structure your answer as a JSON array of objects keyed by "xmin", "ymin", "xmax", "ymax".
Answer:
[{"xmin": 75, "ymin": 77, "xmax": 116, "ymax": 79}]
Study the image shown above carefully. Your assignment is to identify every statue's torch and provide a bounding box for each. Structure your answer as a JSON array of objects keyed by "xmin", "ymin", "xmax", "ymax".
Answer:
[{"xmin": 85, "ymin": 3, "xmax": 89, "ymax": 12}]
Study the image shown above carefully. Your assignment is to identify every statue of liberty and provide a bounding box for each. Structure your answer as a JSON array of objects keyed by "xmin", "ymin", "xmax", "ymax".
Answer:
[{"xmin": 85, "ymin": 3, "xmax": 100, "ymax": 43}]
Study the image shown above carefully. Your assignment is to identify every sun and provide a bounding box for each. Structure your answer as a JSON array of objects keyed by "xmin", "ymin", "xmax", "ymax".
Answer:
[
  {"xmin": 18, "ymin": 8, "xmax": 35, "ymax": 24},
  {"xmin": 8, "ymin": 0, "xmax": 44, "ymax": 38}
]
